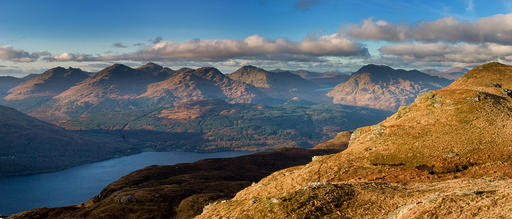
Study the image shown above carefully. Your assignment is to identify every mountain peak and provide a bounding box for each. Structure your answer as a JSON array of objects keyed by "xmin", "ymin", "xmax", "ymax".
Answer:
[
  {"xmin": 94, "ymin": 64, "xmax": 138, "ymax": 78},
  {"xmin": 4, "ymin": 67, "xmax": 89, "ymax": 101},
  {"xmin": 137, "ymin": 62, "xmax": 164, "ymax": 72},
  {"xmin": 51, "ymin": 66, "xmax": 66, "ymax": 71},
  {"xmin": 355, "ymin": 64, "xmax": 394, "ymax": 75},
  {"xmin": 448, "ymin": 62, "xmax": 512, "ymax": 90},
  {"xmin": 193, "ymin": 67, "xmax": 225, "ymax": 81},
  {"xmin": 105, "ymin": 63, "xmax": 132, "ymax": 71},
  {"xmin": 241, "ymin": 65, "xmax": 265, "ymax": 71},
  {"xmin": 476, "ymin": 61, "xmax": 507, "ymax": 69}
]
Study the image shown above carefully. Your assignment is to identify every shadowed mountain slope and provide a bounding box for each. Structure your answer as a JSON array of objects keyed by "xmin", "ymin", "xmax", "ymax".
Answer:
[
  {"xmin": 0, "ymin": 105, "xmax": 129, "ymax": 177},
  {"xmin": 0, "ymin": 76, "xmax": 23, "ymax": 97},
  {"xmin": 428, "ymin": 67, "xmax": 469, "ymax": 80}
]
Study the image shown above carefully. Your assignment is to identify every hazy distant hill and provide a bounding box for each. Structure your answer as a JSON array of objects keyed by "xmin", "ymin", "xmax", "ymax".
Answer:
[
  {"xmin": 434, "ymin": 67, "xmax": 469, "ymax": 80},
  {"xmin": 285, "ymin": 69, "xmax": 323, "ymax": 79},
  {"xmin": 0, "ymin": 76, "xmax": 23, "ymax": 97},
  {"xmin": 327, "ymin": 64, "xmax": 452, "ymax": 111},
  {"xmin": 308, "ymin": 73, "xmax": 350, "ymax": 88},
  {"xmin": 229, "ymin": 65, "xmax": 325, "ymax": 102},
  {"xmin": 277, "ymin": 69, "xmax": 350, "ymax": 88}
]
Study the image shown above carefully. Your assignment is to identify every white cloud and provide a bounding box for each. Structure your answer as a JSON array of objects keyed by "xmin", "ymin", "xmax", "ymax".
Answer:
[
  {"xmin": 380, "ymin": 42, "xmax": 512, "ymax": 64},
  {"xmin": 104, "ymin": 34, "xmax": 368, "ymax": 62},
  {"xmin": 347, "ymin": 18, "xmax": 409, "ymax": 41},
  {"xmin": 0, "ymin": 45, "xmax": 50, "ymax": 62},
  {"xmin": 46, "ymin": 53, "xmax": 101, "ymax": 62},
  {"xmin": 348, "ymin": 13, "xmax": 512, "ymax": 44}
]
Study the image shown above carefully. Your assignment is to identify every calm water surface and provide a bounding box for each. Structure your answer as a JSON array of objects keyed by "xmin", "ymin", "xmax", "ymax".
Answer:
[{"xmin": 0, "ymin": 151, "xmax": 251, "ymax": 215}]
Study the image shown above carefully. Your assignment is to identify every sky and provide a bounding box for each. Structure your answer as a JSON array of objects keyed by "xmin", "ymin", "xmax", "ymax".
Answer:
[{"xmin": 1, "ymin": 0, "xmax": 512, "ymax": 76}]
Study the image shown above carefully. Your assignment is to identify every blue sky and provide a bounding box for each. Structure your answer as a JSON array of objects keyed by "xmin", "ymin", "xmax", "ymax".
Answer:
[{"xmin": 1, "ymin": 0, "xmax": 512, "ymax": 76}]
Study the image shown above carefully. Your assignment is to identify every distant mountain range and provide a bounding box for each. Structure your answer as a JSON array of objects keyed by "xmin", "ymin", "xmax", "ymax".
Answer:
[
  {"xmin": 0, "ymin": 62, "xmax": 455, "ymax": 175},
  {"xmin": 1, "ymin": 63, "xmax": 453, "ymax": 117},
  {"xmin": 0, "ymin": 63, "xmax": 454, "ymax": 151}
]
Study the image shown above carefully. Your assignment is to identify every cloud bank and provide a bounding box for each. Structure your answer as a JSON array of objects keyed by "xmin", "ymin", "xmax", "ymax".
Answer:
[
  {"xmin": 380, "ymin": 42, "xmax": 512, "ymax": 64},
  {"xmin": 44, "ymin": 53, "xmax": 101, "ymax": 62},
  {"xmin": 348, "ymin": 14, "xmax": 512, "ymax": 44},
  {"xmin": 104, "ymin": 34, "xmax": 368, "ymax": 62},
  {"xmin": 0, "ymin": 46, "xmax": 50, "ymax": 62}
]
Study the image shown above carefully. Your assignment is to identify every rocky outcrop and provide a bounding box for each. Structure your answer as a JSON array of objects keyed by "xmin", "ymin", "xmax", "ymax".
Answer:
[{"xmin": 312, "ymin": 131, "xmax": 352, "ymax": 151}]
